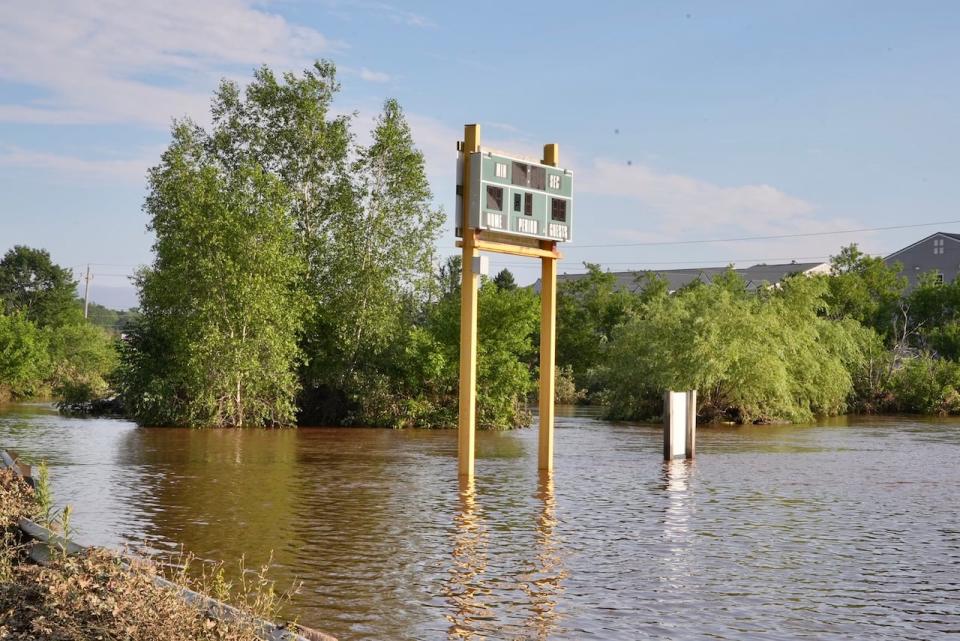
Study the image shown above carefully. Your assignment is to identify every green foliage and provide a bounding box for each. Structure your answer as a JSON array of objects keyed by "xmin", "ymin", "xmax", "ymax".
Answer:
[
  {"xmin": 0, "ymin": 248, "xmax": 121, "ymax": 405},
  {"xmin": 0, "ymin": 246, "xmax": 82, "ymax": 329},
  {"xmin": 85, "ymin": 303, "xmax": 140, "ymax": 335},
  {"xmin": 300, "ymin": 98, "xmax": 442, "ymax": 422},
  {"xmin": 0, "ymin": 311, "xmax": 51, "ymax": 399},
  {"xmin": 492, "ymin": 269, "xmax": 517, "ymax": 291},
  {"xmin": 187, "ymin": 62, "xmax": 442, "ymax": 426},
  {"xmin": 824, "ymin": 244, "xmax": 907, "ymax": 338},
  {"xmin": 34, "ymin": 460, "xmax": 54, "ymax": 526},
  {"xmin": 604, "ymin": 273, "xmax": 870, "ymax": 423},
  {"xmin": 555, "ymin": 365, "xmax": 585, "ymax": 404},
  {"xmin": 886, "ymin": 355, "xmax": 960, "ymax": 414},
  {"xmin": 474, "ymin": 281, "xmax": 540, "ymax": 427},
  {"xmin": 118, "ymin": 122, "xmax": 306, "ymax": 427},
  {"xmin": 46, "ymin": 322, "xmax": 118, "ymax": 404},
  {"xmin": 380, "ymin": 280, "xmax": 540, "ymax": 429},
  {"xmin": 556, "ymin": 264, "xmax": 639, "ymax": 398},
  {"xmin": 901, "ymin": 271, "xmax": 960, "ymax": 358}
]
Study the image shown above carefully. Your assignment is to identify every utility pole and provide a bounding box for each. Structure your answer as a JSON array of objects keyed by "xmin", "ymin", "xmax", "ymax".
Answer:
[{"xmin": 83, "ymin": 265, "xmax": 92, "ymax": 319}]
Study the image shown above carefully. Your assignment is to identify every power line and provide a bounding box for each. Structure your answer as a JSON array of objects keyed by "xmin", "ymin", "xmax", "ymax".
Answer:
[
  {"xmin": 493, "ymin": 253, "xmax": 889, "ymax": 269},
  {"xmin": 564, "ymin": 219, "xmax": 960, "ymax": 249}
]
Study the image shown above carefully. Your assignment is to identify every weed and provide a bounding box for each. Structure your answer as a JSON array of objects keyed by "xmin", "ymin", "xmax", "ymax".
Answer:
[
  {"xmin": 0, "ymin": 466, "xmax": 308, "ymax": 641},
  {"xmin": 34, "ymin": 460, "xmax": 53, "ymax": 525}
]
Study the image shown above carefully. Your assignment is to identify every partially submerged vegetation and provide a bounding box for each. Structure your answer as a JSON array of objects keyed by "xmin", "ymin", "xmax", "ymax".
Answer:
[
  {"xmin": 0, "ymin": 465, "xmax": 313, "ymax": 641},
  {"xmin": 4, "ymin": 60, "xmax": 960, "ymax": 428},
  {"xmin": 602, "ymin": 274, "xmax": 874, "ymax": 423},
  {"xmin": 0, "ymin": 246, "xmax": 118, "ymax": 407},
  {"xmin": 114, "ymin": 60, "xmax": 536, "ymax": 429},
  {"xmin": 560, "ymin": 245, "xmax": 960, "ymax": 423}
]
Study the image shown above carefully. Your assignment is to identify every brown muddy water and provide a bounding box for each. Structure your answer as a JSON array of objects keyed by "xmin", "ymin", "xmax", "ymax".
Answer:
[{"xmin": 0, "ymin": 402, "xmax": 958, "ymax": 640}]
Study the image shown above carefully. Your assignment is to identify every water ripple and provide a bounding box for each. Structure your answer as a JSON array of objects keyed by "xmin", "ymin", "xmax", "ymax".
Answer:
[{"xmin": 1, "ymin": 404, "xmax": 958, "ymax": 640}]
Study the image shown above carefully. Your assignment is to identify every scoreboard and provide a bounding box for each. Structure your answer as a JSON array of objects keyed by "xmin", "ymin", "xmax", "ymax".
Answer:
[{"xmin": 456, "ymin": 150, "xmax": 573, "ymax": 243}]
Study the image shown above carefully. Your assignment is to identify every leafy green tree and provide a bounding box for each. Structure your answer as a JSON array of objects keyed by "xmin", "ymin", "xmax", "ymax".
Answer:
[
  {"xmin": 46, "ymin": 322, "xmax": 118, "ymax": 403},
  {"xmin": 85, "ymin": 303, "xmax": 141, "ymax": 335},
  {"xmin": 493, "ymin": 269, "xmax": 517, "ymax": 291},
  {"xmin": 886, "ymin": 354, "xmax": 960, "ymax": 414},
  {"xmin": 118, "ymin": 123, "xmax": 306, "ymax": 427},
  {"xmin": 604, "ymin": 273, "xmax": 871, "ymax": 423},
  {"xmin": 199, "ymin": 63, "xmax": 442, "ymax": 424},
  {"xmin": 390, "ymin": 280, "xmax": 540, "ymax": 429},
  {"xmin": 900, "ymin": 271, "xmax": 960, "ymax": 358},
  {"xmin": 0, "ymin": 311, "xmax": 50, "ymax": 400},
  {"xmin": 824, "ymin": 244, "xmax": 907, "ymax": 338},
  {"xmin": 435, "ymin": 256, "xmax": 462, "ymax": 300},
  {"xmin": 302, "ymin": 98, "xmax": 442, "ymax": 422},
  {"xmin": 555, "ymin": 263, "xmax": 638, "ymax": 398},
  {"xmin": 0, "ymin": 246, "xmax": 82, "ymax": 328}
]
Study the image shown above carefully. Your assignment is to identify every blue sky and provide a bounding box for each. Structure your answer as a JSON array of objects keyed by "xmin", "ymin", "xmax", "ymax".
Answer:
[{"xmin": 1, "ymin": 1, "xmax": 958, "ymax": 308}]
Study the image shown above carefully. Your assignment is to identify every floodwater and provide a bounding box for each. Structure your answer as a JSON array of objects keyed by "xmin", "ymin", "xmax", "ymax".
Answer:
[{"xmin": 0, "ymin": 403, "xmax": 958, "ymax": 640}]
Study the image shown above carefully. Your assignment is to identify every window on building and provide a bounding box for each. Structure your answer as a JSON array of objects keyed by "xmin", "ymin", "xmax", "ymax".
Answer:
[
  {"xmin": 529, "ymin": 166, "xmax": 546, "ymax": 190},
  {"xmin": 513, "ymin": 192, "xmax": 522, "ymax": 212},
  {"xmin": 935, "ymin": 238, "xmax": 945, "ymax": 255},
  {"xmin": 511, "ymin": 162, "xmax": 529, "ymax": 186},
  {"xmin": 551, "ymin": 198, "xmax": 568, "ymax": 222},
  {"xmin": 486, "ymin": 185, "xmax": 503, "ymax": 211},
  {"xmin": 495, "ymin": 162, "xmax": 507, "ymax": 179},
  {"xmin": 548, "ymin": 174, "xmax": 561, "ymax": 190},
  {"xmin": 936, "ymin": 271, "xmax": 945, "ymax": 285},
  {"xmin": 524, "ymin": 192, "xmax": 532, "ymax": 216}
]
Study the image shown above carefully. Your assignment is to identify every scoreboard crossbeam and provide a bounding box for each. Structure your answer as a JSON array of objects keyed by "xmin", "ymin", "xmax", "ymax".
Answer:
[{"xmin": 455, "ymin": 237, "xmax": 562, "ymax": 260}]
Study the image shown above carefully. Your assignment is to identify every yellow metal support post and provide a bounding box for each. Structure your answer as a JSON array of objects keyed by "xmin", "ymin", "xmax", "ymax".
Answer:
[
  {"xmin": 538, "ymin": 143, "xmax": 559, "ymax": 472},
  {"xmin": 458, "ymin": 124, "xmax": 481, "ymax": 478}
]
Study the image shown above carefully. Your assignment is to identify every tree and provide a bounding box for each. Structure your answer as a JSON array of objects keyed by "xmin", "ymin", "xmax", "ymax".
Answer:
[
  {"xmin": 301, "ymin": 98, "xmax": 442, "ymax": 423},
  {"xmin": 0, "ymin": 311, "xmax": 50, "ymax": 400},
  {"xmin": 0, "ymin": 246, "xmax": 82, "ymax": 328},
  {"xmin": 85, "ymin": 302, "xmax": 141, "ymax": 335},
  {"xmin": 824, "ymin": 244, "xmax": 907, "ymax": 338},
  {"xmin": 200, "ymin": 63, "xmax": 442, "ymax": 424},
  {"xmin": 603, "ymin": 274, "xmax": 871, "ymax": 423},
  {"xmin": 389, "ymin": 279, "xmax": 539, "ymax": 429},
  {"xmin": 896, "ymin": 271, "xmax": 960, "ymax": 359},
  {"xmin": 118, "ymin": 123, "xmax": 306, "ymax": 427},
  {"xmin": 493, "ymin": 269, "xmax": 517, "ymax": 291},
  {"xmin": 555, "ymin": 263, "xmax": 638, "ymax": 398},
  {"xmin": 46, "ymin": 322, "xmax": 118, "ymax": 403},
  {"xmin": 435, "ymin": 256, "xmax": 462, "ymax": 300}
]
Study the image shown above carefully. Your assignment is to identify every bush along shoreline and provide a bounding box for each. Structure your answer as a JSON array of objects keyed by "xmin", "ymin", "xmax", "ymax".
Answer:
[
  {"xmin": 552, "ymin": 245, "xmax": 960, "ymax": 425},
  {"xmin": 0, "ymin": 452, "xmax": 335, "ymax": 641}
]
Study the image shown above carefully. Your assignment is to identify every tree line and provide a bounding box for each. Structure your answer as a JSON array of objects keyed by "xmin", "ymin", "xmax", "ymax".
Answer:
[
  {"xmin": 5, "ymin": 60, "xmax": 960, "ymax": 428},
  {"xmin": 557, "ymin": 244, "xmax": 960, "ymax": 422},
  {"xmin": 0, "ymin": 246, "xmax": 118, "ymax": 406},
  {"xmin": 113, "ymin": 61, "xmax": 538, "ymax": 429}
]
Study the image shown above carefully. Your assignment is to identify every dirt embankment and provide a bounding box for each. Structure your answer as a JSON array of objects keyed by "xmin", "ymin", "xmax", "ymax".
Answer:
[{"xmin": 0, "ymin": 463, "xmax": 333, "ymax": 641}]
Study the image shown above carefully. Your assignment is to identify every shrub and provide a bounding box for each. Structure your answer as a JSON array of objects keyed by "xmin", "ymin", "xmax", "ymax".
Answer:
[
  {"xmin": 604, "ymin": 273, "xmax": 868, "ymax": 423},
  {"xmin": 886, "ymin": 355, "xmax": 960, "ymax": 414}
]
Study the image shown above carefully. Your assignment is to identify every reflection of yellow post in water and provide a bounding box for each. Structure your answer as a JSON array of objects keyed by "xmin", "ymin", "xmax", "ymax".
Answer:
[
  {"xmin": 446, "ymin": 476, "xmax": 491, "ymax": 639},
  {"xmin": 519, "ymin": 470, "xmax": 568, "ymax": 640}
]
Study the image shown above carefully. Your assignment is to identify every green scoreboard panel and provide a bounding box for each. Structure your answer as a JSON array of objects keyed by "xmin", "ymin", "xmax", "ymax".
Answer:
[{"xmin": 457, "ymin": 151, "xmax": 573, "ymax": 243}]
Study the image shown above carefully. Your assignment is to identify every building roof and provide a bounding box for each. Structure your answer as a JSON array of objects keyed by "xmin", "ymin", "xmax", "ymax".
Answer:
[
  {"xmin": 534, "ymin": 261, "xmax": 827, "ymax": 294},
  {"xmin": 885, "ymin": 232, "xmax": 960, "ymax": 261}
]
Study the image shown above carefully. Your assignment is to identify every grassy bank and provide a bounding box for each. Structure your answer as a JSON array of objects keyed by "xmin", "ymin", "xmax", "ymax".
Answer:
[{"xmin": 0, "ymin": 465, "xmax": 324, "ymax": 641}]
